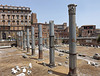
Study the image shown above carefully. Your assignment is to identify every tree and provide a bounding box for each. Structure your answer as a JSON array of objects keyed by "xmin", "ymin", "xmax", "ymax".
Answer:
[
  {"xmin": 97, "ymin": 35, "xmax": 100, "ymax": 43},
  {"xmin": 62, "ymin": 40, "xmax": 65, "ymax": 44}
]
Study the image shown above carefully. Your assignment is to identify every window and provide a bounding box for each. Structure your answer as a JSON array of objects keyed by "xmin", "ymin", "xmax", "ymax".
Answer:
[
  {"xmin": 29, "ymin": 21, "xmax": 31, "ymax": 23},
  {"xmin": 21, "ymin": 21, "xmax": 23, "ymax": 25},
  {"xmin": 88, "ymin": 30, "xmax": 89, "ymax": 33},
  {"xmin": 25, "ymin": 16, "xmax": 27, "ymax": 19},
  {"xmin": 2, "ymin": 20, "xmax": 5, "ymax": 22},
  {"xmin": 25, "ymin": 21, "xmax": 27, "ymax": 24},
  {"xmin": 2, "ymin": 20, "xmax": 5, "ymax": 25},
  {"xmin": 17, "ymin": 21, "xmax": 19, "ymax": 25},
  {"xmin": 2, "ymin": 33, "xmax": 6, "ymax": 39},
  {"xmin": 12, "ymin": 15, "xmax": 15, "ymax": 19},
  {"xmin": 8, "ymin": 20, "xmax": 10, "ymax": 26},
  {"xmin": 25, "ymin": 8, "xmax": 27, "ymax": 10},
  {"xmin": 12, "ymin": 20, "xmax": 15, "ymax": 23},
  {"xmin": 21, "ymin": 8, "xmax": 23, "ymax": 10},
  {"xmin": 12, "ymin": 20, "xmax": 15, "ymax": 25},
  {"xmin": 16, "ymin": 15, "xmax": 19, "ymax": 19},
  {"xmin": 29, "ymin": 16, "xmax": 31, "ymax": 20},
  {"xmin": 8, "ymin": 10, "xmax": 10, "ymax": 13},
  {"xmin": 21, "ymin": 15, "xmax": 23, "ymax": 19},
  {"xmin": 2, "ymin": 15, "xmax": 5, "ymax": 19},
  {"xmin": 7, "ymin": 15, "xmax": 10, "ymax": 19}
]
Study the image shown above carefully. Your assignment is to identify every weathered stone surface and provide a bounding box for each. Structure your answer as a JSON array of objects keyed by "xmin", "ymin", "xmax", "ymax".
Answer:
[
  {"xmin": 11, "ymin": 68, "xmax": 18, "ymax": 74},
  {"xmin": 16, "ymin": 66, "xmax": 21, "ymax": 71},
  {"xmin": 22, "ymin": 54, "xmax": 28, "ymax": 58},
  {"xmin": 42, "ymin": 62, "xmax": 46, "ymax": 66},
  {"xmin": 58, "ymin": 63, "xmax": 62, "ymax": 66},
  {"xmin": 27, "ymin": 70, "xmax": 31, "ymax": 75},
  {"xmin": 65, "ymin": 61, "xmax": 68, "ymax": 64},
  {"xmin": 22, "ymin": 68, "xmax": 26, "ymax": 73},
  {"xmin": 16, "ymin": 73, "xmax": 25, "ymax": 76},
  {"xmin": 58, "ymin": 53, "xmax": 64, "ymax": 57},
  {"xmin": 48, "ymin": 70, "xmax": 52, "ymax": 74},
  {"xmin": 29, "ymin": 63, "xmax": 32, "ymax": 68},
  {"xmin": 78, "ymin": 54, "xmax": 86, "ymax": 57},
  {"xmin": 66, "ymin": 57, "xmax": 69, "ymax": 59},
  {"xmin": 93, "ymin": 53, "xmax": 100, "ymax": 60}
]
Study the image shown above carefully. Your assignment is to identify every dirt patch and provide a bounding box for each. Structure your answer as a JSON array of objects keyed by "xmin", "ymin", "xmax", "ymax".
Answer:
[{"xmin": 0, "ymin": 45, "xmax": 100, "ymax": 76}]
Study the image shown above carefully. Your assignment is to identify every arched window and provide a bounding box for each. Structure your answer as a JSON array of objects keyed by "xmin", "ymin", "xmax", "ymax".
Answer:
[{"xmin": 2, "ymin": 33, "xmax": 6, "ymax": 39}]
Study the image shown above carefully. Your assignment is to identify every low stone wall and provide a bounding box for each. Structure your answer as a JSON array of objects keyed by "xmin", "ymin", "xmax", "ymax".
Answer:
[{"xmin": 0, "ymin": 41, "xmax": 16, "ymax": 46}]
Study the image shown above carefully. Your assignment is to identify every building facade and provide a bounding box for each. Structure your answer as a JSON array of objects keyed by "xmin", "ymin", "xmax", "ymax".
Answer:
[
  {"xmin": 31, "ymin": 22, "xmax": 68, "ymax": 45},
  {"xmin": 0, "ymin": 4, "xmax": 31, "ymax": 39},
  {"xmin": 79, "ymin": 25, "xmax": 96, "ymax": 37}
]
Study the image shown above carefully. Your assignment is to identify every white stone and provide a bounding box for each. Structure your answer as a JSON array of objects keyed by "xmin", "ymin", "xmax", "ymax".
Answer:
[
  {"xmin": 16, "ymin": 66, "xmax": 19, "ymax": 69},
  {"xmin": 65, "ymin": 61, "xmax": 68, "ymax": 64},
  {"xmin": 29, "ymin": 63, "xmax": 32, "ymax": 68},
  {"xmin": 66, "ymin": 57, "xmax": 69, "ymax": 59},
  {"xmin": 11, "ymin": 68, "xmax": 15, "ymax": 71},
  {"xmin": 15, "ymin": 66, "xmax": 21, "ymax": 71},
  {"xmin": 12, "ymin": 69, "xmax": 18, "ymax": 74},
  {"xmin": 23, "ymin": 68, "xmax": 26, "ymax": 73},
  {"xmin": 22, "ymin": 54, "xmax": 28, "ymax": 58},
  {"xmin": 58, "ymin": 53, "xmax": 64, "ymax": 57},
  {"xmin": 16, "ymin": 73, "xmax": 25, "ymax": 76},
  {"xmin": 48, "ymin": 70, "xmax": 52, "ymax": 74},
  {"xmin": 87, "ymin": 61, "xmax": 91, "ymax": 65},
  {"xmin": 17, "ymin": 67, "xmax": 21, "ymax": 71},
  {"xmin": 58, "ymin": 63, "xmax": 62, "ymax": 66},
  {"xmin": 27, "ymin": 70, "xmax": 32, "ymax": 75},
  {"xmin": 91, "ymin": 62, "xmax": 96, "ymax": 66}
]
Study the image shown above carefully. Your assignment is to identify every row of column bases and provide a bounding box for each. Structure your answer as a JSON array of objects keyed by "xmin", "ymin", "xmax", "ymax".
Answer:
[{"xmin": 17, "ymin": 4, "xmax": 77, "ymax": 76}]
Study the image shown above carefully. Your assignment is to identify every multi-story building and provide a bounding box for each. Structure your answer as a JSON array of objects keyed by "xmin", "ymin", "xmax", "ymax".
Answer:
[
  {"xmin": 93, "ymin": 29, "xmax": 100, "ymax": 37},
  {"xmin": 31, "ymin": 13, "xmax": 37, "ymax": 24},
  {"xmin": 31, "ymin": 22, "xmax": 68, "ymax": 45},
  {"xmin": 65, "ymin": 26, "xmax": 79, "ymax": 37},
  {"xmin": 0, "ymin": 4, "xmax": 31, "ymax": 39},
  {"xmin": 54, "ymin": 23, "xmax": 67, "ymax": 38},
  {"xmin": 0, "ymin": 5, "xmax": 69, "ymax": 45},
  {"xmin": 79, "ymin": 25, "xmax": 96, "ymax": 37},
  {"xmin": 32, "ymin": 23, "xmax": 67, "ymax": 38}
]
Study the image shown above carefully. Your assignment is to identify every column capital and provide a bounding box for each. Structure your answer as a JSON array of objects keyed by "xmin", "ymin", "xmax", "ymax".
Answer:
[{"xmin": 68, "ymin": 4, "xmax": 77, "ymax": 15}]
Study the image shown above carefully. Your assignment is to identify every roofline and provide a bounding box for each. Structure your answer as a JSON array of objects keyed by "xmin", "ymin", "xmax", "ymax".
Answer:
[{"xmin": 81, "ymin": 25, "xmax": 96, "ymax": 27}]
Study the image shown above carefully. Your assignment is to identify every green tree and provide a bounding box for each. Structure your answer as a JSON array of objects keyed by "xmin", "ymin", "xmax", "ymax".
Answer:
[
  {"xmin": 62, "ymin": 40, "xmax": 65, "ymax": 44},
  {"xmin": 97, "ymin": 35, "xmax": 100, "ymax": 43}
]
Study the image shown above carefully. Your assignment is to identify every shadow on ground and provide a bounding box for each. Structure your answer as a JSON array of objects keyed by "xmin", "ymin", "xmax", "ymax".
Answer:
[{"xmin": 51, "ymin": 70, "xmax": 67, "ymax": 76}]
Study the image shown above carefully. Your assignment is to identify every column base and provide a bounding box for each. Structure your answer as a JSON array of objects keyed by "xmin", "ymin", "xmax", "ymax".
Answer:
[
  {"xmin": 49, "ymin": 63, "xmax": 55, "ymax": 68},
  {"xmin": 67, "ymin": 68, "xmax": 77, "ymax": 76},
  {"xmin": 39, "ymin": 50, "xmax": 43, "ymax": 59},
  {"xmin": 32, "ymin": 49, "xmax": 35, "ymax": 56},
  {"xmin": 27, "ymin": 47, "xmax": 30, "ymax": 53}
]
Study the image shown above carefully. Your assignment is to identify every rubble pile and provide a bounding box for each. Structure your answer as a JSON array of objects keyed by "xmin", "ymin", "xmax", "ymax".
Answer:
[
  {"xmin": 87, "ymin": 61, "xmax": 99, "ymax": 67},
  {"xmin": 11, "ymin": 63, "xmax": 32, "ymax": 76},
  {"xmin": 78, "ymin": 54, "xmax": 86, "ymax": 57},
  {"xmin": 93, "ymin": 53, "xmax": 100, "ymax": 60},
  {"xmin": 55, "ymin": 48, "xmax": 69, "ymax": 54}
]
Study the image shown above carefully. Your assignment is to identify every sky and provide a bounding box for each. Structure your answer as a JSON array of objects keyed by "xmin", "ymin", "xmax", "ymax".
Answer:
[{"xmin": 0, "ymin": 0, "xmax": 100, "ymax": 28}]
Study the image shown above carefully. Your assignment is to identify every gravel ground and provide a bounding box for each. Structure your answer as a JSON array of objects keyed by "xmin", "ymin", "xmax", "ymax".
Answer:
[{"xmin": 0, "ymin": 45, "xmax": 100, "ymax": 76}]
